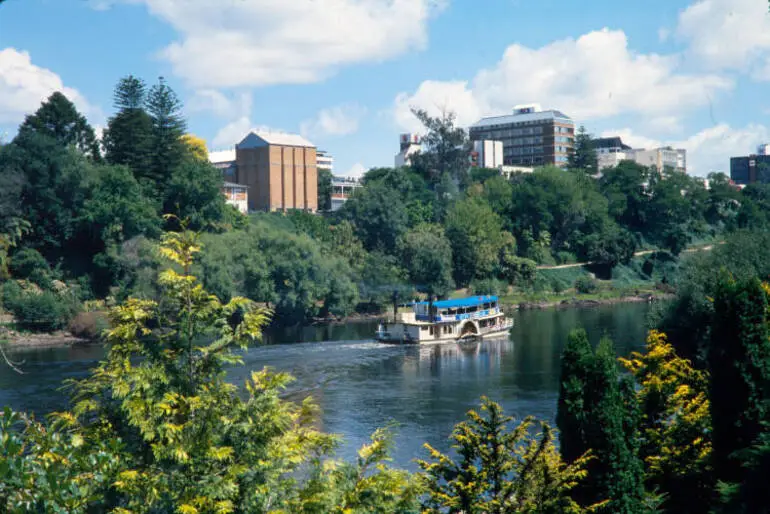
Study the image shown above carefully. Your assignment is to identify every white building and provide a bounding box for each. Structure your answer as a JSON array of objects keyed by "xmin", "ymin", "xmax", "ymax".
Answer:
[
  {"xmin": 594, "ymin": 137, "xmax": 686, "ymax": 173},
  {"xmin": 208, "ymin": 149, "xmax": 249, "ymax": 213},
  {"xmin": 222, "ymin": 182, "xmax": 249, "ymax": 214},
  {"xmin": 471, "ymin": 140, "xmax": 533, "ymax": 178},
  {"xmin": 757, "ymin": 143, "xmax": 770, "ymax": 156},
  {"xmin": 317, "ymin": 150, "xmax": 334, "ymax": 173},
  {"xmin": 395, "ymin": 134, "xmax": 421, "ymax": 167},
  {"xmin": 330, "ymin": 176, "xmax": 362, "ymax": 211}
]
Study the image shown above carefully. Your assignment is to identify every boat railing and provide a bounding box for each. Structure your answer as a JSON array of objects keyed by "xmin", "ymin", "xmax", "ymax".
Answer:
[{"xmin": 415, "ymin": 307, "xmax": 501, "ymax": 323}]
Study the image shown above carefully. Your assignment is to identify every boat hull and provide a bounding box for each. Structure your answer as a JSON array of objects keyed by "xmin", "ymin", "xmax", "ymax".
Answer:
[{"xmin": 376, "ymin": 324, "xmax": 512, "ymax": 345}]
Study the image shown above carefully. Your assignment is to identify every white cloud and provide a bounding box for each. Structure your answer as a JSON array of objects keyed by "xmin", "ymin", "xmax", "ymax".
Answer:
[
  {"xmin": 300, "ymin": 103, "xmax": 367, "ymax": 138},
  {"xmin": 393, "ymin": 29, "xmax": 733, "ymax": 131},
  {"xmin": 602, "ymin": 123, "xmax": 770, "ymax": 176},
  {"xmin": 676, "ymin": 0, "xmax": 770, "ymax": 75},
  {"xmin": 188, "ymin": 89, "xmax": 252, "ymax": 119},
  {"xmin": 0, "ymin": 48, "xmax": 95, "ymax": 125},
  {"xmin": 211, "ymin": 116, "xmax": 282, "ymax": 148},
  {"xmin": 393, "ymin": 80, "xmax": 482, "ymax": 134},
  {"xmin": 111, "ymin": 0, "xmax": 443, "ymax": 88}
]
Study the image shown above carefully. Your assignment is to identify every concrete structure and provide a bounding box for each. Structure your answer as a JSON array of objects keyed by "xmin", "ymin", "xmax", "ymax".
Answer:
[
  {"xmin": 234, "ymin": 131, "xmax": 318, "ymax": 212},
  {"xmin": 395, "ymin": 133, "xmax": 422, "ymax": 167},
  {"xmin": 471, "ymin": 140, "xmax": 504, "ymax": 168},
  {"xmin": 222, "ymin": 182, "xmax": 249, "ymax": 214},
  {"xmin": 469, "ymin": 104, "xmax": 574, "ymax": 167},
  {"xmin": 330, "ymin": 176, "xmax": 363, "ymax": 211},
  {"xmin": 731, "ymin": 154, "xmax": 770, "ymax": 185},
  {"xmin": 317, "ymin": 150, "xmax": 334, "ymax": 173},
  {"xmin": 594, "ymin": 136, "xmax": 687, "ymax": 173}
]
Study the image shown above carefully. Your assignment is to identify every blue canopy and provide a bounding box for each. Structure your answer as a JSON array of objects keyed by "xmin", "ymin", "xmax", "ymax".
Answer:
[{"xmin": 416, "ymin": 296, "xmax": 498, "ymax": 310}]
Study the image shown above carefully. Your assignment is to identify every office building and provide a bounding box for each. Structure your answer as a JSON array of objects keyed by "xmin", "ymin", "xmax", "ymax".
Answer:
[
  {"xmin": 317, "ymin": 150, "xmax": 334, "ymax": 173},
  {"xmin": 330, "ymin": 176, "xmax": 363, "ymax": 211},
  {"xmin": 471, "ymin": 140, "xmax": 504, "ymax": 168},
  {"xmin": 469, "ymin": 104, "xmax": 574, "ymax": 167},
  {"xmin": 594, "ymin": 136, "xmax": 687, "ymax": 173},
  {"xmin": 731, "ymin": 153, "xmax": 770, "ymax": 185},
  {"xmin": 395, "ymin": 134, "xmax": 422, "ymax": 167}
]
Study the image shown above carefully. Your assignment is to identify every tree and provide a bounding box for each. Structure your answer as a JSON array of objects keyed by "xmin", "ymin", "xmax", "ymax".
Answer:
[
  {"xmin": 418, "ymin": 397, "xmax": 595, "ymax": 514},
  {"xmin": 146, "ymin": 77, "xmax": 187, "ymax": 192},
  {"xmin": 409, "ymin": 108, "xmax": 470, "ymax": 185},
  {"xmin": 16, "ymin": 92, "xmax": 100, "ymax": 160},
  {"xmin": 103, "ymin": 75, "xmax": 155, "ymax": 178},
  {"xmin": 598, "ymin": 160, "xmax": 651, "ymax": 233},
  {"xmin": 620, "ymin": 330, "xmax": 714, "ymax": 514},
  {"xmin": 163, "ymin": 159, "xmax": 227, "ymax": 231},
  {"xmin": 180, "ymin": 133, "xmax": 209, "ymax": 162},
  {"xmin": 398, "ymin": 223, "xmax": 454, "ymax": 297},
  {"xmin": 582, "ymin": 222, "xmax": 637, "ymax": 275},
  {"xmin": 445, "ymin": 197, "xmax": 505, "ymax": 286},
  {"xmin": 557, "ymin": 330, "xmax": 646, "ymax": 513},
  {"xmin": 339, "ymin": 182, "xmax": 408, "ymax": 251},
  {"xmin": 318, "ymin": 167, "xmax": 333, "ymax": 211},
  {"xmin": 567, "ymin": 126, "xmax": 598, "ymax": 176},
  {"xmin": 708, "ymin": 277, "xmax": 770, "ymax": 487}
]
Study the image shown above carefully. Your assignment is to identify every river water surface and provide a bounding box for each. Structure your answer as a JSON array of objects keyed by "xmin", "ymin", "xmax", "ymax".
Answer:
[{"xmin": 0, "ymin": 303, "xmax": 655, "ymax": 469}]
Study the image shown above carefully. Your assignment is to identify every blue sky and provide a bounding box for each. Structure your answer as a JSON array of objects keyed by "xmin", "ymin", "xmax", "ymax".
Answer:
[{"xmin": 1, "ymin": 0, "xmax": 770, "ymax": 176}]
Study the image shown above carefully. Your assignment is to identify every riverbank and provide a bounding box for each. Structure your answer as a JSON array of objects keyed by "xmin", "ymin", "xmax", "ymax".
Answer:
[{"xmin": 511, "ymin": 291, "xmax": 673, "ymax": 311}]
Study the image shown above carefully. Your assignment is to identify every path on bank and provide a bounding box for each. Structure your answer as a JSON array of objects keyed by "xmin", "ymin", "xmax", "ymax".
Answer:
[{"xmin": 536, "ymin": 243, "xmax": 719, "ymax": 270}]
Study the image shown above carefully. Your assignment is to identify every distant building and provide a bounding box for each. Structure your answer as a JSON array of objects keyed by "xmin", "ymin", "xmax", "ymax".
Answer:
[
  {"xmin": 469, "ymin": 104, "xmax": 574, "ymax": 167},
  {"xmin": 209, "ymin": 131, "xmax": 318, "ymax": 213},
  {"xmin": 594, "ymin": 136, "xmax": 686, "ymax": 173},
  {"xmin": 395, "ymin": 133, "xmax": 421, "ymax": 167},
  {"xmin": 317, "ymin": 150, "xmax": 334, "ymax": 173},
  {"xmin": 731, "ymin": 154, "xmax": 770, "ymax": 185},
  {"xmin": 499, "ymin": 165, "xmax": 535, "ymax": 180},
  {"xmin": 471, "ymin": 140, "xmax": 504, "ymax": 168},
  {"xmin": 222, "ymin": 182, "xmax": 249, "ymax": 214},
  {"xmin": 330, "ymin": 176, "xmax": 363, "ymax": 211}
]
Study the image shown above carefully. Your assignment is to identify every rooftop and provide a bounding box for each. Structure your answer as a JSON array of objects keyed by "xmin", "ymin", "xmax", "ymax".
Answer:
[
  {"xmin": 416, "ymin": 295, "xmax": 498, "ymax": 310},
  {"xmin": 594, "ymin": 137, "xmax": 632, "ymax": 150},
  {"xmin": 238, "ymin": 130, "xmax": 315, "ymax": 149},
  {"xmin": 222, "ymin": 181, "xmax": 248, "ymax": 189},
  {"xmin": 470, "ymin": 109, "xmax": 572, "ymax": 130},
  {"xmin": 208, "ymin": 149, "xmax": 236, "ymax": 164}
]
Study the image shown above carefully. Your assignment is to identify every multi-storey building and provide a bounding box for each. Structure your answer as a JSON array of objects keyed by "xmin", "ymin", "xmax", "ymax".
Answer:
[
  {"xmin": 731, "ymin": 144, "xmax": 770, "ymax": 185},
  {"xmin": 594, "ymin": 136, "xmax": 687, "ymax": 173},
  {"xmin": 317, "ymin": 150, "xmax": 334, "ymax": 173},
  {"xmin": 395, "ymin": 133, "xmax": 422, "ymax": 167},
  {"xmin": 330, "ymin": 176, "xmax": 363, "ymax": 211},
  {"xmin": 469, "ymin": 104, "xmax": 574, "ymax": 167}
]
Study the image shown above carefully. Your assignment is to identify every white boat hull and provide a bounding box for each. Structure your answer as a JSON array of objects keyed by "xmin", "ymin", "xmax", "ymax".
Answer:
[{"xmin": 376, "ymin": 320, "xmax": 513, "ymax": 345}]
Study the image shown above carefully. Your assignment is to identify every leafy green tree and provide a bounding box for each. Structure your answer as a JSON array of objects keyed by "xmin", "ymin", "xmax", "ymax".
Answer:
[
  {"xmin": 318, "ymin": 167, "xmax": 333, "ymax": 211},
  {"xmin": 16, "ymin": 91, "xmax": 100, "ymax": 160},
  {"xmin": 620, "ymin": 330, "xmax": 715, "ymax": 514},
  {"xmin": 146, "ymin": 77, "xmax": 187, "ymax": 192},
  {"xmin": 103, "ymin": 75, "xmax": 154, "ymax": 178},
  {"xmin": 482, "ymin": 175, "xmax": 513, "ymax": 219},
  {"xmin": 163, "ymin": 159, "xmax": 227, "ymax": 231},
  {"xmin": 419, "ymin": 397, "xmax": 595, "ymax": 514},
  {"xmin": 582, "ymin": 222, "xmax": 637, "ymax": 275},
  {"xmin": 398, "ymin": 223, "xmax": 454, "ymax": 297},
  {"xmin": 557, "ymin": 329, "xmax": 646, "ymax": 513},
  {"xmin": 598, "ymin": 160, "xmax": 651, "ymax": 233},
  {"xmin": 704, "ymin": 172, "xmax": 741, "ymax": 230},
  {"xmin": 357, "ymin": 251, "xmax": 410, "ymax": 311},
  {"xmin": 409, "ymin": 108, "xmax": 470, "ymax": 185},
  {"xmin": 567, "ymin": 126, "xmax": 598, "ymax": 176},
  {"xmin": 708, "ymin": 277, "xmax": 770, "ymax": 487},
  {"xmin": 339, "ymin": 182, "xmax": 408, "ymax": 251},
  {"xmin": 445, "ymin": 197, "xmax": 504, "ymax": 286}
]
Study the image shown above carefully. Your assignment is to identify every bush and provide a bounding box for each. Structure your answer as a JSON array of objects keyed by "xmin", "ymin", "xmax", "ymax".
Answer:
[
  {"xmin": 2, "ymin": 284, "xmax": 80, "ymax": 332},
  {"xmin": 9, "ymin": 248, "xmax": 53, "ymax": 289},
  {"xmin": 69, "ymin": 311, "xmax": 110, "ymax": 340},
  {"xmin": 555, "ymin": 251, "xmax": 577, "ymax": 265},
  {"xmin": 574, "ymin": 276, "xmax": 598, "ymax": 294}
]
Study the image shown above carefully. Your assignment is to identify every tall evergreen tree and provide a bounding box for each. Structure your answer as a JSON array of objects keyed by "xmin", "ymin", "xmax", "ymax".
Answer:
[
  {"xmin": 709, "ymin": 277, "xmax": 770, "ymax": 486},
  {"xmin": 557, "ymin": 330, "xmax": 646, "ymax": 513},
  {"xmin": 567, "ymin": 125, "xmax": 598, "ymax": 176},
  {"xmin": 102, "ymin": 75, "xmax": 154, "ymax": 178},
  {"xmin": 16, "ymin": 92, "xmax": 100, "ymax": 160},
  {"xmin": 409, "ymin": 108, "xmax": 470, "ymax": 186},
  {"xmin": 146, "ymin": 77, "xmax": 187, "ymax": 194}
]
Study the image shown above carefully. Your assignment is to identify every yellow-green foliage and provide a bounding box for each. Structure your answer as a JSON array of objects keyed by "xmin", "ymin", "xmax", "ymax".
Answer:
[
  {"xmin": 418, "ymin": 397, "xmax": 598, "ymax": 514},
  {"xmin": 620, "ymin": 330, "xmax": 713, "ymax": 509}
]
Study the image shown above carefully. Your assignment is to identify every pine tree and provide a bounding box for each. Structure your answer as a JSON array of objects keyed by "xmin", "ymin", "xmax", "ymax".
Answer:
[
  {"xmin": 567, "ymin": 125, "xmax": 598, "ymax": 176},
  {"xmin": 709, "ymin": 277, "xmax": 770, "ymax": 486},
  {"xmin": 147, "ymin": 76, "xmax": 187, "ymax": 194},
  {"xmin": 16, "ymin": 92, "xmax": 100, "ymax": 160},
  {"xmin": 103, "ymin": 76, "xmax": 154, "ymax": 179},
  {"xmin": 557, "ymin": 330, "xmax": 646, "ymax": 513}
]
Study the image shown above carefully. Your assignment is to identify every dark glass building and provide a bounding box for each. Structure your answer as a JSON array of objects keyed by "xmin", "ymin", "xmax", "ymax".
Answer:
[{"xmin": 730, "ymin": 155, "xmax": 770, "ymax": 185}]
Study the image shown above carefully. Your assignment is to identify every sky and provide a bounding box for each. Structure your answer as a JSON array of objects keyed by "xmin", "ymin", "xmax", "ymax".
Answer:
[{"xmin": 1, "ymin": 0, "xmax": 770, "ymax": 177}]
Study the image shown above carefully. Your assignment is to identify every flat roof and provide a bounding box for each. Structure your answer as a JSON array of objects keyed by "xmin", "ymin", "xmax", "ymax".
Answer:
[
  {"xmin": 208, "ymin": 149, "xmax": 236, "ymax": 164},
  {"xmin": 222, "ymin": 181, "xmax": 248, "ymax": 189},
  {"xmin": 470, "ymin": 110, "xmax": 572, "ymax": 129},
  {"xmin": 417, "ymin": 295, "xmax": 498, "ymax": 309}
]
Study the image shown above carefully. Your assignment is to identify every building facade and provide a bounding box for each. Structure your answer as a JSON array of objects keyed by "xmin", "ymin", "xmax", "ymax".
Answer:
[
  {"xmin": 594, "ymin": 136, "xmax": 687, "ymax": 173},
  {"xmin": 222, "ymin": 182, "xmax": 249, "ymax": 214},
  {"xmin": 395, "ymin": 134, "xmax": 422, "ymax": 167},
  {"xmin": 330, "ymin": 176, "xmax": 363, "ymax": 211},
  {"xmin": 317, "ymin": 150, "xmax": 334, "ymax": 173},
  {"xmin": 471, "ymin": 140, "xmax": 504, "ymax": 168},
  {"xmin": 469, "ymin": 104, "xmax": 574, "ymax": 167},
  {"xmin": 234, "ymin": 132, "xmax": 318, "ymax": 212},
  {"xmin": 731, "ymin": 154, "xmax": 770, "ymax": 185}
]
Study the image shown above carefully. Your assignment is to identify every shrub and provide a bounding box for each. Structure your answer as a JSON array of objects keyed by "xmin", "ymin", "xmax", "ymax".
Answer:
[
  {"xmin": 9, "ymin": 248, "xmax": 53, "ymax": 289},
  {"xmin": 3, "ymin": 288, "xmax": 79, "ymax": 332},
  {"xmin": 69, "ymin": 311, "xmax": 109, "ymax": 340},
  {"xmin": 574, "ymin": 276, "xmax": 598, "ymax": 294},
  {"xmin": 470, "ymin": 278, "xmax": 507, "ymax": 296}
]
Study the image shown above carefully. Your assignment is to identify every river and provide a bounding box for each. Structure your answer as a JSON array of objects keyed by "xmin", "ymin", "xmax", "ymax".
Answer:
[{"xmin": 0, "ymin": 302, "xmax": 655, "ymax": 470}]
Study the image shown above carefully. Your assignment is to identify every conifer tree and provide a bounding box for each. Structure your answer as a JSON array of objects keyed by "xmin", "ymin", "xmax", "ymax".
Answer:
[
  {"xmin": 567, "ymin": 125, "xmax": 598, "ymax": 176},
  {"xmin": 557, "ymin": 330, "xmax": 646, "ymax": 513},
  {"xmin": 147, "ymin": 76, "xmax": 187, "ymax": 194},
  {"xmin": 103, "ymin": 75, "xmax": 154, "ymax": 179}
]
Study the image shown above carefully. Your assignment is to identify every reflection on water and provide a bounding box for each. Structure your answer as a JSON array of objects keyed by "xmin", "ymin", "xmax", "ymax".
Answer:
[{"xmin": 0, "ymin": 302, "xmax": 655, "ymax": 469}]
